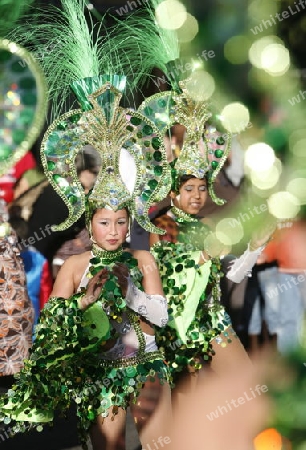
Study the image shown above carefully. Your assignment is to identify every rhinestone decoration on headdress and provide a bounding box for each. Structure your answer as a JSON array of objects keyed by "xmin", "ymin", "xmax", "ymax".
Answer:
[
  {"xmin": 41, "ymin": 78, "xmax": 171, "ymax": 234},
  {"xmin": 138, "ymin": 79, "xmax": 232, "ymax": 204}
]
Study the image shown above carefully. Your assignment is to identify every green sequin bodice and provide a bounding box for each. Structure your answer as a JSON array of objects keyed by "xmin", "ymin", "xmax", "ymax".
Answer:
[{"xmin": 152, "ymin": 214, "xmax": 232, "ymax": 377}]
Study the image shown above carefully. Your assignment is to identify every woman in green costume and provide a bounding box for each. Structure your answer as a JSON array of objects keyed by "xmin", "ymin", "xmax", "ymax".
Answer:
[
  {"xmin": 0, "ymin": 1, "xmax": 173, "ymax": 449},
  {"xmin": 0, "ymin": 86, "xmax": 172, "ymax": 450}
]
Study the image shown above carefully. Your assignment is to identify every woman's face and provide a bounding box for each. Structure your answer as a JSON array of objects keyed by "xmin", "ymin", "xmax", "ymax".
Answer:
[
  {"xmin": 171, "ymin": 178, "xmax": 208, "ymax": 215},
  {"xmin": 91, "ymin": 208, "xmax": 129, "ymax": 251}
]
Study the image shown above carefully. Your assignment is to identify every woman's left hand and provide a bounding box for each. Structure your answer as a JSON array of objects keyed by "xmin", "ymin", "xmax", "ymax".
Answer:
[{"xmin": 112, "ymin": 263, "xmax": 130, "ymax": 297}]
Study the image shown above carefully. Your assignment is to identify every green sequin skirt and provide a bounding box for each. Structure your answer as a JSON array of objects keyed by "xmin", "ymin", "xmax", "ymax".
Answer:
[
  {"xmin": 0, "ymin": 351, "xmax": 170, "ymax": 450},
  {"xmin": 75, "ymin": 351, "xmax": 170, "ymax": 435}
]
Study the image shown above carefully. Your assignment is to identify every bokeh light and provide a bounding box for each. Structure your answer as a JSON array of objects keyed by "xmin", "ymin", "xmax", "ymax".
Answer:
[
  {"xmin": 224, "ymin": 35, "xmax": 250, "ymax": 64},
  {"xmin": 261, "ymin": 44, "xmax": 290, "ymax": 76},
  {"xmin": 176, "ymin": 13, "xmax": 199, "ymax": 43},
  {"xmin": 286, "ymin": 178, "xmax": 306, "ymax": 205},
  {"xmin": 244, "ymin": 143, "xmax": 275, "ymax": 172},
  {"xmin": 185, "ymin": 70, "xmax": 215, "ymax": 101},
  {"xmin": 155, "ymin": 0, "xmax": 187, "ymax": 30},
  {"xmin": 268, "ymin": 191, "xmax": 300, "ymax": 219},
  {"xmin": 249, "ymin": 36, "xmax": 282, "ymax": 69},
  {"xmin": 220, "ymin": 102, "xmax": 250, "ymax": 133},
  {"xmin": 216, "ymin": 218, "xmax": 244, "ymax": 245},
  {"xmin": 204, "ymin": 232, "xmax": 231, "ymax": 257},
  {"xmin": 251, "ymin": 164, "xmax": 280, "ymax": 190}
]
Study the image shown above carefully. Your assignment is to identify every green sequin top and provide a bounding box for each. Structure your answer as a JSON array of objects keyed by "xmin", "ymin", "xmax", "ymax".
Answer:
[{"xmin": 151, "ymin": 210, "xmax": 232, "ymax": 378}]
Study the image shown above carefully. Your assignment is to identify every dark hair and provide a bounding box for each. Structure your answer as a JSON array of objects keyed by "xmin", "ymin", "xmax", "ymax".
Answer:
[
  {"xmin": 178, "ymin": 174, "xmax": 207, "ymax": 190},
  {"xmin": 75, "ymin": 146, "xmax": 101, "ymax": 175}
]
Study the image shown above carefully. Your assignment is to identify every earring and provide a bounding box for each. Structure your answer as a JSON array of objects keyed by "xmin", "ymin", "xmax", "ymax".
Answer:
[{"xmin": 90, "ymin": 235, "xmax": 97, "ymax": 244}]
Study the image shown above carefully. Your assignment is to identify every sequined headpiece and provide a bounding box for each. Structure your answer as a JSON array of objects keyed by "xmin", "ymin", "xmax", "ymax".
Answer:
[
  {"xmin": 41, "ymin": 77, "xmax": 170, "ymax": 233},
  {"xmin": 138, "ymin": 80, "xmax": 231, "ymax": 204}
]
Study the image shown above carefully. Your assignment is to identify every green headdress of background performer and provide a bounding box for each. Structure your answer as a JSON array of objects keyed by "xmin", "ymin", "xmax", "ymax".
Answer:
[
  {"xmin": 0, "ymin": 0, "xmax": 48, "ymax": 177},
  {"xmin": 10, "ymin": 0, "xmax": 171, "ymax": 235},
  {"xmin": 107, "ymin": 0, "xmax": 232, "ymax": 207}
]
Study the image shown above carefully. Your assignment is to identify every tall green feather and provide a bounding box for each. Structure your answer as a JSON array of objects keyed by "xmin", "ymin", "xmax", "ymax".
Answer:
[
  {"xmin": 106, "ymin": 0, "xmax": 180, "ymax": 91},
  {"xmin": 0, "ymin": 0, "xmax": 33, "ymax": 35},
  {"xmin": 8, "ymin": 0, "xmax": 126, "ymax": 121}
]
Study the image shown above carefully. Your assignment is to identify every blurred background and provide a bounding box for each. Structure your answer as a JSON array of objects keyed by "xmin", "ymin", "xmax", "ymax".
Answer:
[{"xmin": 1, "ymin": 1, "xmax": 306, "ymax": 449}]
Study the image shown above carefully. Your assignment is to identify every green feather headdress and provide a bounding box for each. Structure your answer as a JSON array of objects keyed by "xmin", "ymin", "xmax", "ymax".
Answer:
[
  {"xmin": 0, "ymin": 0, "xmax": 33, "ymax": 35},
  {"xmin": 8, "ymin": 0, "xmax": 170, "ymax": 233},
  {"xmin": 107, "ymin": 0, "xmax": 232, "ymax": 205},
  {"xmin": 7, "ymin": 0, "xmax": 132, "ymax": 122},
  {"xmin": 106, "ymin": 0, "xmax": 180, "ymax": 91}
]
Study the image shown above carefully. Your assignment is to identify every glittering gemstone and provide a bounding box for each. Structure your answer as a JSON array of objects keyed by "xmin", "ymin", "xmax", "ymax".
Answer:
[
  {"xmin": 154, "ymin": 166, "xmax": 163, "ymax": 176},
  {"xmin": 214, "ymin": 149, "xmax": 224, "ymax": 158},
  {"xmin": 175, "ymin": 264, "xmax": 183, "ymax": 272},
  {"xmin": 143, "ymin": 106, "xmax": 154, "ymax": 116},
  {"xmin": 216, "ymin": 136, "xmax": 225, "ymax": 145},
  {"xmin": 157, "ymin": 98, "xmax": 167, "ymax": 108},
  {"xmin": 153, "ymin": 150, "xmax": 162, "ymax": 162},
  {"xmin": 148, "ymin": 179, "xmax": 158, "ymax": 189},
  {"xmin": 130, "ymin": 116, "xmax": 142, "ymax": 125},
  {"xmin": 68, "ymin": 195, "xmax": 78, "ymax": 204},
  {"xmin": 152, "ymin": 137, "xmax": 161, "ymax": 150},
  {"xmin": 211, "ymin": 161, "xmax": 218, "ymax": 170},
  {"xmin": 142, "ymin": 124, "xmax": 153, "ymax": 135}
]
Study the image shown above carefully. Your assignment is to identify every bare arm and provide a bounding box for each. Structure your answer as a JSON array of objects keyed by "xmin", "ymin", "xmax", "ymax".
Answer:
[
  {"xmin": 51, "ymin": 256, "xmax": 77, "ymax": 299},
  {"xmin": 137, "ymin": 251, "xmax": 164, "ymax": 295}
]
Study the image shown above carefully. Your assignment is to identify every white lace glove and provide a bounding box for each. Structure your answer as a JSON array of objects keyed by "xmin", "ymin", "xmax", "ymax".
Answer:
[
  {"xmin": 226, "ymin": 243, "xmax": 264, "ymax": 283},
  {"xmin": 125, "ymin": 279, "xmax": 168, "ymax": 327}
]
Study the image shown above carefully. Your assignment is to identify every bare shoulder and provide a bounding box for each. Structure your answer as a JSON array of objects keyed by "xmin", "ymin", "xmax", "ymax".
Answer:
[
  {"xmin": 132, "ymin": 249, "xmax": 155, "ymax": 262},
  {"xmin": 61, "ymin": 251, "xmax": 91, "ymax": 284},
  {"xmin": 52, "ymin": 251, "xmax": 91, "ymax": 298},
  {"xmin": 62, "ymin": 251, "xmax": 91, "ymax": 271},
  {"xmin": 131, "ymin": 249, "xmax": 158, "ymax": 270}
]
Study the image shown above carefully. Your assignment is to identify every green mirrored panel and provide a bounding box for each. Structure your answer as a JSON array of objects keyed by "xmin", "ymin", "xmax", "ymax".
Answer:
[{"xmin": 0, "ymin": 39, "xmax": 48, "ymax": 176}]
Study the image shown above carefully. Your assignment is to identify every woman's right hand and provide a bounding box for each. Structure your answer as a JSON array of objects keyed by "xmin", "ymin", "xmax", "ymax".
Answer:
[{"xmin": 80, "ymin": 268, "xmax": 109, "ymax": 309}]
